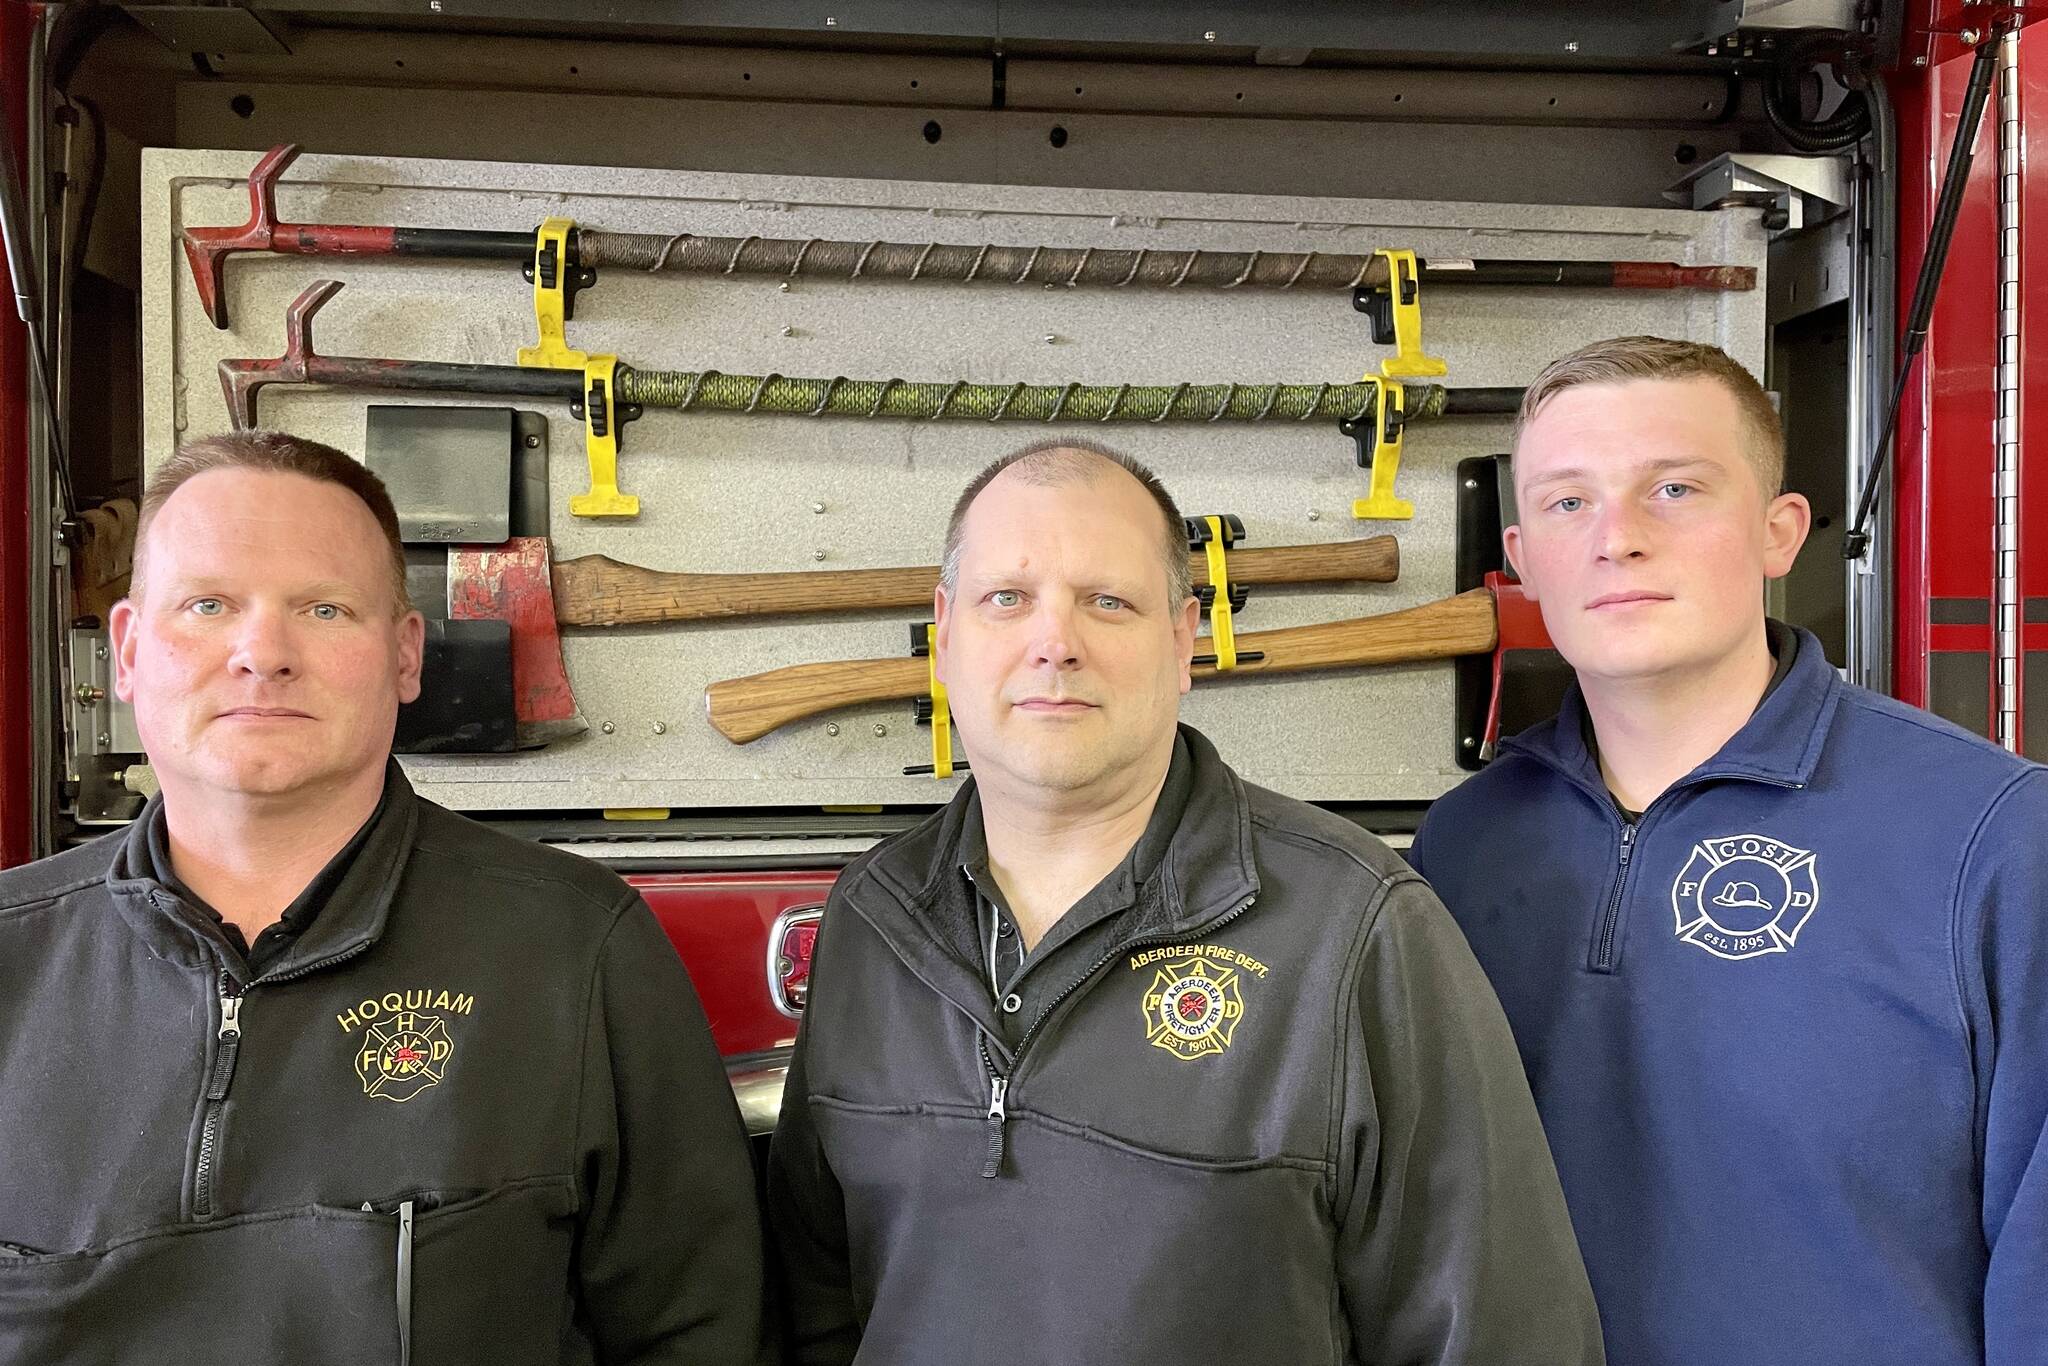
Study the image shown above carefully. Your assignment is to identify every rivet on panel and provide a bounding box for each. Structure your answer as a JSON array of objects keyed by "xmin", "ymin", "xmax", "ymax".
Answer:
[
  {"xmin": 813, "ymin": 549, "xmax": 828, "ymax": 561},
  {"xmin": 600, "ymin": 721, "xmax": 615, "ymax": 734},
  {"xmin": 873, "ymin": 723, "xmax": 888, "ymax": 737},
  {"xmin": 652, "ymin": 722, "xmax": 667, "ymax": 735},
  {"xmin": 827, "ymin": 723, "xmax": 841, "ymax": 736}
]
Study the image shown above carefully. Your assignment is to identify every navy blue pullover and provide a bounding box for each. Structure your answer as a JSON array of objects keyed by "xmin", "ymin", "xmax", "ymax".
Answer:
[{"xmin": 1410, "ymin": 628, "xmax": 2048, "ymax": 1366}]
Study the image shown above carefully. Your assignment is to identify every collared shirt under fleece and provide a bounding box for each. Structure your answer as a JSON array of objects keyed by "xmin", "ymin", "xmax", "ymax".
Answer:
[
  {"xmin": 0, "ymin": 761, "xmax": 770, "ymax": 1366},
  {"xmin": 1409, "ymin": 626, "xmax": 2048, "ymax": 1366},
  {"xmin": 767, "ymin": 725, "xmax": 1603, "ymax": 1366}
]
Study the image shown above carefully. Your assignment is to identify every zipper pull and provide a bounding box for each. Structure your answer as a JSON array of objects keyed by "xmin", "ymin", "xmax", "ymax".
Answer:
[
  {"xmin": 205, "ymin": 985, "xmax": 245, "ymax": 1103},
  {"xmin": 981, "ymin": 1076, "xmax": 1009, "ymax": 1179},
  {"xmin": 395, "ymin": 1199, "xmax": 415, "ymax": 1366},
  {"xmin": 1619, "ymin": 824, "xmax": 1637, "ymax": 866}
]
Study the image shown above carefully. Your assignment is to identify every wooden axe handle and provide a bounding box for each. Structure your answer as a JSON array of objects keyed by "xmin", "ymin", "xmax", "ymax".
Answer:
[
  {"xmin": 704, "ymin": 588, "xmax": 1496, "ymax": 744},
  {"xmin": 553, "ymin": 536, "xmax": 1399, "ymax": 627}
]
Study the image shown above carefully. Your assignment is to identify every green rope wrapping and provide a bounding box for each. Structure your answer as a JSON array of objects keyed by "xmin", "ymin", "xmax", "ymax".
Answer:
[{"xmin": 615, "ymin": 369, "xmax": 1452, "ymax": 424}]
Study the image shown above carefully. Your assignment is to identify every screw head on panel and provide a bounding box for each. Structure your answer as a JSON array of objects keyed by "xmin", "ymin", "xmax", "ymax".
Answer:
[
  {"xmin": 873, "ymin": 723, "xmax": 887, "ymax": 737},
  {"xmin": 600, "ymin": 721, "xmax": 615, "ymax": 735},
  {"xmin": 826, "ymin": 723, "xmax": 841, "ymax": 736}
]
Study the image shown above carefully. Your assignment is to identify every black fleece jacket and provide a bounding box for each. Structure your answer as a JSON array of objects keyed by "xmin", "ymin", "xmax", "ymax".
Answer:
[
  {"xmin": 768, "ymin": 726, "xmax": 1601, "ymax": 1366},
  {"xmin": 0, "ymin": 763, "xmax": 768, "ymax": 1366}
]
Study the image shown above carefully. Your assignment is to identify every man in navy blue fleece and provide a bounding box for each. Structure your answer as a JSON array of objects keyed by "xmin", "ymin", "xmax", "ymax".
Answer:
[{"xmin": 1409, "ymin": 335, "xmax": 2048, "ymax": 1366}]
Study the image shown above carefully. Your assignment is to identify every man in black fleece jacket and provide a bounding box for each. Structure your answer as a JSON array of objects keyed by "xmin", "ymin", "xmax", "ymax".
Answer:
[
  {"xmin": 767, "ymin": 438, "xmax": 1601, "ymax": 1365},
  {"xmin": 0, "ymin": 432, "xmax": 767, "ymax": 1365}
]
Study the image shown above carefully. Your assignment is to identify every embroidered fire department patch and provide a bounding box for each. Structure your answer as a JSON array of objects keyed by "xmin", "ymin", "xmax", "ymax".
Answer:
[
  {"xmin": 1142, "ymin": 958, "xmax": 1245, "ymax": 1061},
  {"xmin": 355, "ymin": 1011, "xmax": 454, "ymax": 1102},
  {"xmin": 1670, "ymin": 833, "xmax": 1820, "ymax": 961}
]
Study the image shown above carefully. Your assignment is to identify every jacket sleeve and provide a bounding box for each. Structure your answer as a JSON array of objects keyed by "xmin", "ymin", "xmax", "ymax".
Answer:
[
  {"xmin": 1958, "ymin": 769, "xmax": 2048, "ymax": 1365},
  {"xmin": 1334, "ymin": 873, "xmax": 1604, "ymax": 1366},
  {"xmin": 574, "ymin": 896, "xmax": 771, "ymax": 1365},
  {"xmin": 763, "ymin": 907, "xmax": 862, "ymax": 1366}
]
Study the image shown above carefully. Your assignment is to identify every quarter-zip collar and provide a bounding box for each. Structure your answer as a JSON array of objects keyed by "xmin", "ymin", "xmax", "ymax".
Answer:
[
  {"xmin": 845, "ymin": 725, "xmax": 1261, "ymax": 1038},
  {"xmin": 957, "ymin": 733, "xmax": 1197, "ymax": 967},
  {"xmin": 106, "ymin": 760, "xmax": 420, "ymax": 982},
  {"xmin": 1500, "ymin": 622, "xmax": 1843, "ymax": 805}
]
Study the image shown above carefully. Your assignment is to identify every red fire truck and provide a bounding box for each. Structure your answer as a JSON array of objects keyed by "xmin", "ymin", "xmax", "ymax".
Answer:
[{"xmin": 0, "ymin": 0, "xmax": 2040, "ymax": 1140}]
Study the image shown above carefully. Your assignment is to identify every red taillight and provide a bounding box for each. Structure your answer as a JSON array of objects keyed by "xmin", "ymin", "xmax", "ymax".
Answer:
[{"xmin": 768, "ymin": 906, "xmax": 824, "ymax": 1018}]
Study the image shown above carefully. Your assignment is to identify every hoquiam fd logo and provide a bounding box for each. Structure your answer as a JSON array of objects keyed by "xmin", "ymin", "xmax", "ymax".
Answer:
[
  {"xmin": 1142, "ymin": 958, "xmax": 1245, "ymax": 1061},
  {"xmin": 1670, "ymin": 833, "xmax": 1820, "ymax": 961},
  {"xmin": 355, "ymin": 1012, "xmax": 454, "ymax": 1102}
]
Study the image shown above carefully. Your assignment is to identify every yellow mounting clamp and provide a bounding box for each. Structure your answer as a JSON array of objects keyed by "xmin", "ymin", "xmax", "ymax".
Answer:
[
  {"xmin": 569, "ymin": 356, "xmax": 639, "ymax": 519},
  {"xmin": 518, "ymin": 217, "xmax": 586, "ymax": 371},
  {"xmin": 924, "ymin": 624, "xmax": 956, "ymax": 779},
  {"xmin": 1349, "ymin": 376, "xmax": 1414, "ymax": 522},
  {"xmin": 1371, "ymin": 248, "xmax": 1447, "ymax": 380},
  {"xmin": 1199, "ymin": 515, "xmax": 1240, "ymax": 671}
]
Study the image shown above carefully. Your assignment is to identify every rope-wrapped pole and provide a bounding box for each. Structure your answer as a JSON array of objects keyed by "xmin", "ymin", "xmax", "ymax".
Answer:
[
  {"xmin": 616, "ymin": 370, "xmax": 1520, "ymax": 423},
  {"xmin": 218, "ymin": 279, "xmax": 1528, "ymax": 429},
  {"xmin": 576, "ymin": 231, "xmax": 1755, "ymax": 293}
]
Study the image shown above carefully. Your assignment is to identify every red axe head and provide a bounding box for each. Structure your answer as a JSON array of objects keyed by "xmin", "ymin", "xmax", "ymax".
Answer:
[
  {"xmin": 446, "ymin": 536, "xmax": 586, "ymax": 745},
  {"xmin": 1481, "ymin": 570, "xmax": 1554, "ymax": 760}
]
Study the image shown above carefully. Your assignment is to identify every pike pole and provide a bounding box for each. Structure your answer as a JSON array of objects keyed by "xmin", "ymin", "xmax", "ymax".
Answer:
[{"xmin": 182, "ymin": 144, "xmax": 1757, "ymax": 328}]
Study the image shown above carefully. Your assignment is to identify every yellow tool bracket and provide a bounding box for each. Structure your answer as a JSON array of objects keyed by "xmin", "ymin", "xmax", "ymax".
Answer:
[
  {"xmin": 1347, "ymin": 249, "xmax": 1447, "ymax": 523},
  {"xmin": 518, "ymin": 218, "xmax": 586, "ymax": 370},
  {"xmin": 1350, "ymin": 376, "xmax": 1413, "ymax": 522},
  {"xmin": 570, "ymin": 356, "xmax": 639, "ymax": 519},
  {"xmin": 1371, "ymin": 248, "xmax": 1448, "ymax": 380},
  {"xmin": 516, "ymin": 217, "xmax": 639, "ymax": 519},
  {"xmin": 924, "ymin": 624, "xmax": 955, "ymax": 779},
  {"xmin": 1198, "ymin": 515, "xmax": 1240, "ymax": 671}
]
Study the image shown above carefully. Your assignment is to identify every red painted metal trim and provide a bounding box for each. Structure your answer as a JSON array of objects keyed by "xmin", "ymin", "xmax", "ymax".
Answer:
[
  {"xmin": 1904, "ymin": 3, "xmax": 2048, "ymax": 71},
  {"xmin": 629, "ymin": 869, "xmax": 839, "ymax": 1059},
  {"xmin": 2017, "ymin": 25, "xmax": 2048, "ymax": 751},
  {"xmin": 1891, "ymin": 49, "xmax": 2003, "ymax": 725},
  {"xmin": 0, "ymin": 1, "xmax": 34, "ymax": 867}
]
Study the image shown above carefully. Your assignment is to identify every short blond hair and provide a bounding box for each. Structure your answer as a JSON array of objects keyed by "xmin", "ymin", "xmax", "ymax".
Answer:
[
  {"xmin": 1512, "ymin": 336, "xmax": 1785, "ymax": 496},
  {"xmin": 132, "ymin": 431, "xmax": 412, "ymax": 615}
]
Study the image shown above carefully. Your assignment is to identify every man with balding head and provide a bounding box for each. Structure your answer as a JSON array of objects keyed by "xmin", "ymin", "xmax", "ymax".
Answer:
[
  {"xmin": 767, "ymin": 438, "xmax": 1602, "ymax": 1365},
  {"xmin": 0, "ymin": 432, "xmax": 768, "ymax": 1363}
]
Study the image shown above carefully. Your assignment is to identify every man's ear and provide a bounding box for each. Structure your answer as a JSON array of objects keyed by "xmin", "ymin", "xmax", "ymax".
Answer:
[
  {"xmin": 1502, "ymin": 524, "xmax": 1537, "ymax": 601},
  {"xmin": 1762, "ymin": 491, "xmax": 1812, "ymax": 580},
  {"xmin": 932, "ymin": 582, "xmax": 953, "ymax": 687},
  {"xmin": 110, "ymin": 597, "xmax": 140, "ymax": 702},
  {"xmin": 395, "ymin": 610, "xmax": 426, "ymax": 705},
  {"xmin": 1174, "ymin": 593, "xmax": 1200, "ymax": 694}
]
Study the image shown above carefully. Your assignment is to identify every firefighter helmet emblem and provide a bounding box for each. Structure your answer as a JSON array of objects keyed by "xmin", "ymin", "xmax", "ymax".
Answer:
[
  {"xmin": 1671, "ymin": 834, "xmax": 1820, "ymax": 961},
  {"xmin": 1142, "ymin": 958, "xmax": 1244, "ymax": 1061},
  {"xmin": 355, "ymin": 1011, "xmax": 454, "ymax": 1102}
]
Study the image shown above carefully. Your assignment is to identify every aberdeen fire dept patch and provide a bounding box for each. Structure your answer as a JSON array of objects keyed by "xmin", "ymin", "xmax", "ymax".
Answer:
[
  {"xmin": 354, "ymin": 1011, "xmax": 455, "ymax": 1103},
  {"xmin": 1141, "ymin": 958, "xmax": 1246, "ymax": 1061},
  {"xmin": 1670, "ymin": 833, "xmax": 1820, "ymax": 961}
]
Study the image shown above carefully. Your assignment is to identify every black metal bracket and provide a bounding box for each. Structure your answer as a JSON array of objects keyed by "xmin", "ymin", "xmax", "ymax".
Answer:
[{"xmin": 522, "ymin": 230, "xmax": 599, "ymax": 321}]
